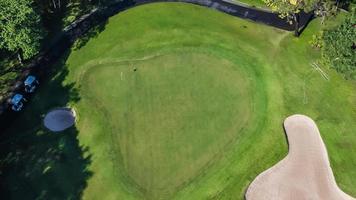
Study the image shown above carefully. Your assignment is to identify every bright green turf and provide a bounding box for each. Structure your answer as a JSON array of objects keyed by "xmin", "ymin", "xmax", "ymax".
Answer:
[
  {"xmin": 79, "ymin": 53, "xmax": 254, "ymax": 199},
  {"xmin": 231, "ymin": 0, "xmax": 267, "ymax": 8},
  {"xmin": 1, "ymin": 2, "xmax": 355, "ymax": 200}
]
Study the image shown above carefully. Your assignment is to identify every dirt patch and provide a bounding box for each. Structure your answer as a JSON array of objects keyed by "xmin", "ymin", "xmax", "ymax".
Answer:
[
  {"xmin": 246, "ymin": 114, "xmax": 355, "ymax": 200},
  {"xmin": 44, "ymin": 108, "xmax": 76, "ymax": 132}
]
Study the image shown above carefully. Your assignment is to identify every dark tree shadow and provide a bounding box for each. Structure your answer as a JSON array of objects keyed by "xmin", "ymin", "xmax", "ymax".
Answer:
[
  {"xmin": 0, "ymin": 1, "xmax": 141, "ymax": 198},
  {"xmin": 72, "ymin": 22, "xmax": 107, "ymax": 50},
  {"xmin": 0, "ymin": 50, "xmax": 92, "ymax": 200}
]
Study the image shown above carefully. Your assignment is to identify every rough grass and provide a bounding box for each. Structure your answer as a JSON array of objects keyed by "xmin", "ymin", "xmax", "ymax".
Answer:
[{"xmin": 1, "ymin": 3, "xmax": 355, "ymax": 200}]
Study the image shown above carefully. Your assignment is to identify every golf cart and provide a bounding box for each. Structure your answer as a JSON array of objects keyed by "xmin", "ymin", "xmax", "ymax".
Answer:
[
  {"xmin": 11, "ymin": 94, "xmax": 25, "ymax": 112},
  {"xmin": 24, "ymin": 75, "xmax": 39, "ymax": 93}
]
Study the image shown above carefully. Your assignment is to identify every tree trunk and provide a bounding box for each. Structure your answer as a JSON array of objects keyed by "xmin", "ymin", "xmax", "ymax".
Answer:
[
  {"xmin": 52, "ymin": 0, "xmax": 57, "ymax": 9},
  {"xmin": 293, "ymin": 13, "xmax": 300, "ymax": 37},
  {"xmin": 321, "ymin": 15, "xmax": 325, "ymax": 25},
  {"xmin": 17, "ymin": 51, "xmax": 23, "ymax": 65},
  {"xmin": 335, "ymin": 0, "xmax": 340, "ymax": 9}
]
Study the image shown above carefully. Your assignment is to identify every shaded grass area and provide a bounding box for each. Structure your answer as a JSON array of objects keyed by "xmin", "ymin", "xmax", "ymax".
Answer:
[
  {"xmin": 0, "ymin": 53, "xmax": 92, "ymax": 199},
  {"xmin": 0, "ymin": 2, "xmax": 355, "ymax": 200}
]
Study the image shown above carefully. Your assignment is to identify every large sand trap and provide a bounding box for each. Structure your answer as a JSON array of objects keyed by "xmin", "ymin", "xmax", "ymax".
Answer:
[
  {"xmin": 44, "ymin": 108, "xmax": 76, "ymax": 132},
  {"xmin": 245, "ymin": 114, "xmax": 355, "ymax": 200}
]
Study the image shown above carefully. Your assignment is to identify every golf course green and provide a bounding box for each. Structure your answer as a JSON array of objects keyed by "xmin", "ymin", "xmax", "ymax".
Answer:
[{"xmin": 1, "ymin": 2, "xmax": 355, "ymax": 200}]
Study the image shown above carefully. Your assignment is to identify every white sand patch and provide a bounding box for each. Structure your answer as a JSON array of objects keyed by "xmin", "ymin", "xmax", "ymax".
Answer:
[
  {"xmin": 246, "ymin": 114, "xmax": 355, "ymax": 200},
  {"xmin": 44, "ymin": 108, "xmax": 76, "ymax": 132}
]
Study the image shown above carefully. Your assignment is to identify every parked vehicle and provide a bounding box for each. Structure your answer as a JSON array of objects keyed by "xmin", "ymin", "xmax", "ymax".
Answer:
[
  {"xmin": 24, "ymin": 75, "xmax": 39, "ymax": 93},
  {"xmin": 11, "ymin": 94, "xmax": 25, "ymax": 111}
]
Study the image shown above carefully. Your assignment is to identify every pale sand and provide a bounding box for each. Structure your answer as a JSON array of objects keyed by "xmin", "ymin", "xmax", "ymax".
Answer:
[
  {"xmin": 44, "ymin": 108, "xmax": 76, "ymax": 132},
  {"xmin": 245, "ymin": 114, "xmax": 355, "ymax": 200}
]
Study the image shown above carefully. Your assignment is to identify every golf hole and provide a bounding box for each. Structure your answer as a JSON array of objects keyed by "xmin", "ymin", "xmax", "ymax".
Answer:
[{"xmin": 44, "ymin": 108, "xmax": 76, "ymax": 132}]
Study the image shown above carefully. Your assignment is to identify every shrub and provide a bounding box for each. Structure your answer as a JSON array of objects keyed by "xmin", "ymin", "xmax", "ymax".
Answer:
[
  {"xmin": 310, "ymin": 32, "xmax": 323, "ymax": 49},
  {"xmin": 321, "ymin": 10, "xmax": 356, "ymax": 79}
]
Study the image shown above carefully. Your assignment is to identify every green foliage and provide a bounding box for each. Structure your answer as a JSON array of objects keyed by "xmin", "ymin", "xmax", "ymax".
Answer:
[
  {"xmin": 0, "ymin": 71, "xmax": 18, "ymax": 99},
  {"xmin": 322, "ymin": 11, "xmax": 356, "ymax": 79},
  {"xmin": 263, "ymin": 0, "xmax": 317, "ymax": 20},
  {"xmin": 309, "ymin": 31, "xmax": 324, "ymax": 48},
  {"xmin": 34, "ymin": 0, "xmax": 117, "ymax": 33},
  {"xmin": 1, "ymin": 3, "xmax": 356, "ymax": 199},
  {"xmin": 62, "ymin": 0, "xmax": 97, "ymax": 27},
  {"xmin": 314, "ymin": 0, "xmax": 337, "ymax": 24},
  {"xmin": 0, "ymin": 0, "xmax": 44, "ymax": 59},
  {"xmin": 263, "ymin": 0, "xmax": 319, "ymax": 36},
  {"xmin": 0, "ymin": 52, "xmax": 21, "ymax": 98}
]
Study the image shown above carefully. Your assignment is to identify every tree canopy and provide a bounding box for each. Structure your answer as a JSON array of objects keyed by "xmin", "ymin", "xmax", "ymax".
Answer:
[
  {"xmin": 263, "ymin": 0, "xmax": 319, "ymax": 36},
  {"xmin": 0, "ymin": 0, "xmax": 44, "ymax": 60},
  {"xmin": 322, "ymin": 11, "xmax": 356, "ymax": 79}
]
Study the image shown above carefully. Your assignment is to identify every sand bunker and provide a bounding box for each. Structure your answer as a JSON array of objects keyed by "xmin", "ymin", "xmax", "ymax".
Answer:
[
  {"xmin": 246, "ymin": 114, "xmax": 355, "ymax": 200},
  {"xmin": 44, "ymin": 108, "xmax": 76, "ymax": 132}
]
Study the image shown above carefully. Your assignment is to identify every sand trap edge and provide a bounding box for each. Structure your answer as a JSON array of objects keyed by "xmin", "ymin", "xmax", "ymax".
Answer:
[{"xmin": 244, "ymin": 114, "xmax": 355, "ymax": 200}]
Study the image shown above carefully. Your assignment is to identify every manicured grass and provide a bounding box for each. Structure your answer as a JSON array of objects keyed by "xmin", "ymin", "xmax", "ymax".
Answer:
[
  {"xmin": 1, "ymin": 3, "xmax": 355, "ymax": 200},
  {"xmin": 231, "ymin": 0, "xmax": 267, "ymax": 8},
  {"xmin": 79, "ymin": 53, "xmax": 253, "ymax": 199}
]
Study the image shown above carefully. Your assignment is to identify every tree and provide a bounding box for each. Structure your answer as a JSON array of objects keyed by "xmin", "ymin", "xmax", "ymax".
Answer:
[
  {"xmin": 263, "ymin": 0, "xmax": 319, "ymax": 36},
  {"xmin": 322, "ymin": 10, "xmax": 356, "ymax": 79},
  {"xmin": 0, "ymin": 0, "xmax": 44, "ymax": 63},
  {"xmin": 314, "ymin": 0, "xmax": 337, "ymax": 24}
]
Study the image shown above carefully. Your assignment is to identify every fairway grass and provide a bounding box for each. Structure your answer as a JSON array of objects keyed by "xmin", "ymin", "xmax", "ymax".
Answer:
[
  {"xmin": 1, "ymin": 2, "xmax": 355, "ymax": 200},
  {"xmin": 80, "ymin": 53, "xmax": 253, "ymax": 198}
]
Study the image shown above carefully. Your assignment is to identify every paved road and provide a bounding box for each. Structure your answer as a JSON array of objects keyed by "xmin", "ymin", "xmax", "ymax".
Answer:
[{"xmin": 132, "ymin": 0, "xmax": 313, "ymax": 31}]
